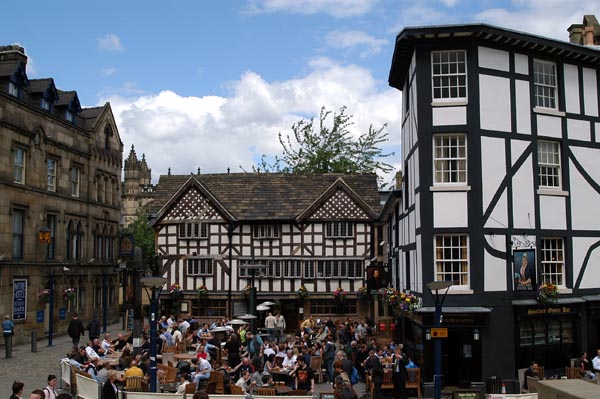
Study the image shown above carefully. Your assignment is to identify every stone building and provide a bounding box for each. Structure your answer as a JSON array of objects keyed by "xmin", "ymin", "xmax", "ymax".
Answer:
[
  {"xmin": 0, "ymin": 45, "xmax": 122, "ymax": 343},
  {"xmin": 121, "ymin": 144, "xmax": 154, "ymax": 228}
]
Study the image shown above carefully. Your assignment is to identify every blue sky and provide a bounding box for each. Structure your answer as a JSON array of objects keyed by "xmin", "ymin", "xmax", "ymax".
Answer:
[{"xmin": 1, "ymin": 0, "xmax": 593, "ymax": 185}]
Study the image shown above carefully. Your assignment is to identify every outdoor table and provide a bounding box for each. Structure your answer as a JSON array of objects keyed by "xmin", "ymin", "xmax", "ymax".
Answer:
[
  {"xmin": 274, "ymin": 386, "xmax": 292, "ymax": 395},
  {"xmin": 174, "ymin": 353, "xmax": 196, "ymax": 361}
]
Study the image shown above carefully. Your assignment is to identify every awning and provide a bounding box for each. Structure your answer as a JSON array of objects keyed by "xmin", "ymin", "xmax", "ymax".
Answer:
[{"xmin": 416, "ymin": 306, "xmax": 492, "ymax": 313}]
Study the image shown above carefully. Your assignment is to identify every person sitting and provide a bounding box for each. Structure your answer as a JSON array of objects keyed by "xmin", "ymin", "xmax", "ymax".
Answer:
[
  {"xmin": 523, "ymin": 361, "xmax": 539, "ymax": 390},
  {"xmin": 175, "ymin": 372, "xmax": 192, "ymax": 394}
]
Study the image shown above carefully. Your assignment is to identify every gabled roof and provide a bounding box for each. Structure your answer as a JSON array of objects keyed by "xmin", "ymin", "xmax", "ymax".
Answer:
[
  {"xmin": 56, "ymin": 89, "xmax": 81, "ymax": 111},
  {"xmin": 389, "ymin": 23, "xmax": 600, "ymax": 90},
  {"xmin": 81, "ymin": 104, "xmax": 106, "ymax": 130},
  {"xmin": 28, "ymin": 78, "xmax": 58, "ymax": 101},
  {"xmin": 149, "ymin": 173, "xmax": 381, "ymax": 222},
  {"xmin": 0, "ymin": 60, "xmax": 21, "ymax": 78}
]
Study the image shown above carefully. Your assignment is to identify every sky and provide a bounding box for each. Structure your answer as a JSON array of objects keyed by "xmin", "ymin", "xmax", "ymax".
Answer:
[{"xmin": 1, "ymin": 0, "xmax": 595, "ymax": 187}]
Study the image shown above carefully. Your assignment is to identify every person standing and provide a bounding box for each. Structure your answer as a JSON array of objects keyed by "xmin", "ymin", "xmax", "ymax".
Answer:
[
  {"xmin": 10, "ymin": 381, "xmax": 24, "ymax": 399},
  {"xmin": 391, "ymin": 346, "xmax": 409, "ymax": 399},
  {"xmin": 87, "ymin": 313, "xmax": 101, "ymax": 342},
  {"xmin": 264, "ymin": 312, "xmax": 276, "ymax": 342},
  {"xmin": 102, "ymin": 370, "xmax": 119, "ymax": 399},
  {"xmin": 43, "ymin": 375, "xmax": 58, "ymax": 399},
  {"xmin": 370, "ymin": 351, "xmax": 384, "ymax": 399},
  {"xmin": 3, "ymin": 315, "xmax": 15, "ymax": 358},
  {"xmin": 275, "ymin": 312, "xmax": 286, "ymax": 343},
  {"xmin": 592, "ymin": 349, "xmax": 600, "ymax": 374},
  {"xmin": 67, "ymin": 313, "xmax": 85, "ymax": 349}
]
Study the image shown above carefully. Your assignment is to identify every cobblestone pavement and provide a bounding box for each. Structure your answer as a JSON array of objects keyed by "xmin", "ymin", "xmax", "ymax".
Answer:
[{"xmin": 0, "ymin": 322, "xmax": 369, "ymax": 398}]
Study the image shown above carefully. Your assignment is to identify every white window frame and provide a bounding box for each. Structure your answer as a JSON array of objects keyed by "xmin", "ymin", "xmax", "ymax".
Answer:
[
  {"xmin": 325, "ymin": 222, "xmax": 354, "ymax": 238},
  {"xmin": 284, "ymin": 260, "xmax": 302, "ymax": 278},
  {"xmin": 40, "ymin": 98, "xmax": 51, "ymax": 111},
  {"xmin": 47, "ymin": 159, "xmax": 57, "ymax": 192},
  {"xmin": 253, "ymin": 225, "xmax": 279, "ymax": 239},
  {"xmin": 8, "ymin": 82, "xmax": 20, "ymax": 98},
  {"xmin": 14, "ymin": 147, "xmax": 26, "ymax": 184},
  {"xmin": 433, "ymin": 134, "xmax": 467, "ymax": 185},
  {"xmin": 431, "ymin": 50, "xmax": 467, "ymax": 103},
  {"xmin": 187, "ymin": 258, "xmax": 213, "ymax": 276},
  {"xmin": 533, "ymin": 59, "xmax": 558, "ymax": 110},
  {"xmin": 316, "ymin": 259, "xmax": 362, "ymax": 279},
  {"xmin": 434, "ymin": 234, "xmax": 469, "ymax": 289},
  {"xmin": 65, "ymin": 110, "xmax": 74, "ymax": 123},
  {"xmin": 540, "ymin": 238, "xmax": 565, "ymax": 287},
  {"xmin": 538, "ymin": 141, "xmax": 561, "ymax": 189},
  {"xmin": 179, "ymin": 222, "xmax": 208, "ymax": 239},
  {"xmin": 70, "ymin": 166, "xmax": 81, "ymax": 197}
]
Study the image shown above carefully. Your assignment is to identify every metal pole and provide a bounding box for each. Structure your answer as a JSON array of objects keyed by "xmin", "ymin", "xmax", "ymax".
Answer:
[
  {"xmin": 250, "ymin": 270, "xmax": 257, "ymax": 334},
  {"xmin": 149, "ymin": 287, "xmax": 158, "ymax": 392},
  {"xmin": 434, "ymin": 302, "xmax": 442, "ymax": 399},
  {"xmin": 102, "ymin": 269, "xmax": 108, "ymax": 333},
  {"xmin": 133, "ymin": 247, "xmax": 143, "ymax": 355},
  {"xmin": 48, "ymin": 270, "xmax": 55, "ymax": 347}
]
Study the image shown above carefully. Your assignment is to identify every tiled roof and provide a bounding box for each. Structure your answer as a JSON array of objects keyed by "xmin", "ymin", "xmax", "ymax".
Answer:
[
  {"xmin": 150, "ymin": 173, "xmax": 381, "ymax": 221},
  {"xmin": 81, "ymin": 106, "xmax": 104, "ymax": 129},
  {"xmin": 28, "ymin": 78, "xmax": 53, "ymax": 93},
  {"xmin": 56, "ymin": 89, "xmax": 76, "ymax": 106},
  {"xmin": 0, "ymin": 60, "xmax": 19, "ymax": 77}
]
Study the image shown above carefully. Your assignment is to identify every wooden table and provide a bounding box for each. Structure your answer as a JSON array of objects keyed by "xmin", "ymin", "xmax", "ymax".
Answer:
[
  {"xmin": 538, "ymin": 378, "xmax": 600, "ymax": 399},
  {"xmin": 174, "ymin": 353, "xmax": 197, "ymax": 361},
  {"xmin": 274, "ymin": 386, "xmax": 292, "ymax": 395}
]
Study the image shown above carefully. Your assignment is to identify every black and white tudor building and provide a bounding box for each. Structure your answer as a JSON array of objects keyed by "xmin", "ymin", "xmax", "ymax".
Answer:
[{"xmin": 387, "ymin": 21, "xmax": 600, "ymax": 385}]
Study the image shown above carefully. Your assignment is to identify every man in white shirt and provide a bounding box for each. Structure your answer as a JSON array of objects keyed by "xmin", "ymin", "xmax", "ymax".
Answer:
[
  {"xmin": 101, "ymin": 333, "xmax": 114, "ymax": 354},
  {"xmin": 265, "ymin": 312, "xmax": 277, "ymax": 341},
  {"xmin": 85, "ymin": 342, "xmax": 100, "ymax": 360},
  {"xmin": 592, "ymin": 349, "xmax": 600, "ymax": 373},
  {"xmin": 193, "ymin": 357, "xmax": 212, "ymax": 389},
  {"xmin": 282, "ymin": 349, "xmax": 297, "ymax": 368}
]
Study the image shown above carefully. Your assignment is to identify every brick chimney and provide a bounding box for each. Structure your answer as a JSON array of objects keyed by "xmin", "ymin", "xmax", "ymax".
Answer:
[
  {"xmin": 395, "ymin": 170, "xmax": 403, "ymax": 190},
  {"xmin": 0, "ymin": 44, "xmax": 27, "ymax": 65},
  {"xmin": 568, "ymin": 15, "xmax": 599, "ymax": 46},
  {"xmin": 567, "ymin": 24, "xmax": 583, "ymax": 44}
]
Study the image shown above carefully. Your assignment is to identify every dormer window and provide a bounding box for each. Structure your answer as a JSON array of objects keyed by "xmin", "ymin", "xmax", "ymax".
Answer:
[
  {"xmin": 8, "ymin": 82, "xmax": 20, "ymax": 98},
  {"xmin": 65, "ymin": 110, "xmax": 74, "ymax": 123},
  {"xmin": 40, "ymin": 98, "xmax": 51, "ymax": 111}
]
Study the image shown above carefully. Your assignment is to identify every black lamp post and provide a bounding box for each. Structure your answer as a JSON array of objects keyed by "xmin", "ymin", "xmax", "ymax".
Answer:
[
  {"xmin": 426, "ymin": 281, "xmax": 452, "ymax": 399},
  {"xmin": 102, "ymin": 269, "xmax": 108, "ymax": 333},
  {"xmin": 46, "ymin": 268, "xmax": 56, "ymax": 347},
  {"xmin": 141, "ymin": 276, "xmax": 168, "ymax": 393},
  {"xmin": 239, "ymin": 263, "xmax": 267, "ymax": 334}
]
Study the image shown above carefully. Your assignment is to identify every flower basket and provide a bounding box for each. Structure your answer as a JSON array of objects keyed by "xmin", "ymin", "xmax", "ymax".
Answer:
[
  {"xmin": 38, "ymin": 289, "xmax": 51, "ymax": 303},
  {"xmin": 169, "ymin": 284, "xmax": 182, "ymax": 301},
  {"xmin": 197, "ymin": 285, "xmax": 208, "ymax": 299},
  {"xmin": 379, "ymin": 287, "xmax": 399, "ymax": 306},
  {"xmin": 357, "ymin": 286, "xmax": 368, "ymax": 301},
  {"xmin": 537, "ymin": 283, "xmax": 558, "ymax": 304},
  {"xmin": 242, "ymin": 284, "xmax": 252, "ymax": 298},
  {"xmin": 63, "ymin": 287, "xmax": 76, "ymax": 301},
  {"xmin": 297, "ymin": 285, "xmax": 308, "ymax": 302},
  {"xmin": 333, "ymin": 287, "xmax": 346, "ymax": 302},
  {"xmin": 398, "ymin": 291, "xmax": 420, "ymax": 313}
]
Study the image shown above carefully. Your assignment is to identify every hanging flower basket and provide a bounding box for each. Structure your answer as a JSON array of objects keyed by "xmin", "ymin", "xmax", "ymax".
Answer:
[
  {"xmin": 242, "ymin": 284, "xmax": 252, "ymax": 298},
  {"xmin": 38, "ymin": 289, "xmax": 51, "ymax": 303},
  {"xmin": 537, "ymin": 283, "xmax": 558, "ymax": 305},
  {"xmin": 169, "ymin": 283, "xmax": 182, "ymax": 301},
  {"xmin": 398, "ymin": 291, "xmax": 420, "ymax": 312},
  {"xmin": 333, "ymin": 287, "xmax": 346, "ymax": 302},
  {"xmin": 63, "ymin": 287, "xmax": 76, "ymax": 301},
  {"xmin": 379, "ymin": 287, "xmax": 399, "ymax": 305},
  {"xmin": 297, "ymin": 285, "xmax": 308, "ymax": 301},
  {"xmin": 357, "ymin": 286, "xmax": 368, "ymax": 301},
  {"xmin": 197, "ymin": 285, "xmax": 208, "ymax": 299}
]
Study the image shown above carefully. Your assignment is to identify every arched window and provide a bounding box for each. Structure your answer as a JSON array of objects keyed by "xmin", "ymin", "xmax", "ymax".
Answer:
[
  {"xmin": 102, "ymin": 225, "xmax": 109, "ymax": 260},
  {"xmin": 75, "ymin": 221, "xmax": 84, "ymax": 260},
  {"xmin": 66, "ymin": 221, "xmax": 75, "ymax": 261},
  {"xmin": 106, "ymin": 178, "xmax": 113, "ymax": 205},
  {"xmin": 94, "ymin": 225, "xmax": 102, "ymax": 259},
  {"xmin": 104, "ymin": 126, "xmax": 112, "ymax": 150}
]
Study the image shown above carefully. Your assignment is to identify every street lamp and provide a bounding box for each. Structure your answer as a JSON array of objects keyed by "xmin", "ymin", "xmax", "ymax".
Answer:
[
  {"xmin": 426, "ymin": 281, "xmax": 452, "ymax": 399},
  {"xmin": 140, "ymin": 276, "xmax": 168, "ymax": 393},
  {"xmin": 46, "ymin": 268, "xmax": 57, "ymax": 347},
  {"xmin": 239, "ymin": 263, "xmax": 267, "ymax": 333}
]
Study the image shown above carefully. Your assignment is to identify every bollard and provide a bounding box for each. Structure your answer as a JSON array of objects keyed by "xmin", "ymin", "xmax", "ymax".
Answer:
[{"xmin": 31, "ymin": 330, "xmax": 37, "ymax": 352}]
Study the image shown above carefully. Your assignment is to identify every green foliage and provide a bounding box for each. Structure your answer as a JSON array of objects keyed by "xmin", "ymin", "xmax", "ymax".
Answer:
[
  {"xmin": 257, "ymin": 106, "xmax": 393, "ymax": 176},
  {"xmin": 121, "ymin": 207, "xmax": 156, "ymax": 271}
]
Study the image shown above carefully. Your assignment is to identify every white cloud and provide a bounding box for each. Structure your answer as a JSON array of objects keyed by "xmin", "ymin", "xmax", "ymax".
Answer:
[
  {"xmin": 244, "ymin": 0, "xmax": 376, "ymax": 18},
  {"xmin": 98, "ymin": 34, "xmax": 124, "ymax": 52},
  {"xmin": 101, "ymin": 67, "xmax": 117, "ymax": 76},
  {"xmin": 102, "ymin": 58, "xmax": 402, "ymax": 184},
  {"xmin": 325, "ymin": 30, "xmax": 388, "ymax": 57}
]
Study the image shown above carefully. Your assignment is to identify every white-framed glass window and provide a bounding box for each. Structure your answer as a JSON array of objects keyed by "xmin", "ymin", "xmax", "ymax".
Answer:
[
  {"xmin": 47, "ymin": 159, "xmax": 57, "ymax": 191},
  {"xmin": 253, "ymin": 225, "xmax": 279, "ymax": 239},
  {"xmin": 187, "ymin": 258, "xmax": 213, "ymax": 276},
  {"xmin": 8, "ymin": 82, "xmax": 20, "ymax": 98},
  {"xmin": 284, "ymin": 260, "xmax": 302, "ymax": 278},
  {"xmin": 434, "ymin": 234, "xmax": 469, "ymax": 287},
  {"xmin": 433, "ymin": 134, "xmax": 467, "ymax": 184},
  {"xmin": 40, "ymin": 98, "xmax": 51, "ymax": 111},
  {"xmin": 303, "ymin": 260, "xmax": 315, "ymax": 279},
  {"xmin": 316, "ymin": 259, "xmax": 362, "ymax": 278},
  {"xmin": 538, "ymin": 141, "xmax": 561, "ymax": 189},
  {"xmin": 540, "ymin": 238, "xmax": 565, "ymax": 286},
  {"xmin": 179, "ymin": 222, "xmax": 208, "ymax": 239},
  {"xmin": 14, "ymin": 147, "xmax": 26, "ymax": 184},
  {"xmin": 70, "ymin": 166, "xmax": 81, "ymax": 197},
  {"xmin": 533, "ymin": 60, "xmax": 558, "ymax": 109},
  {"xmin": 65, "ymin": 110, "xmax": 74, "ymax": 123},
  {"xmin": 325, "ymin": 222, "xmax": 354, "ymax": 238},
  {"xmin": 432, "ymin": 50, "xmax": 467, "ymax": 102}
]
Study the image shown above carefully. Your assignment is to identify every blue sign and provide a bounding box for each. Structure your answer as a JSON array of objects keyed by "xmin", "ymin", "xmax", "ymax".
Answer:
[
  {"xmin": 36, "ymin": 310, "xmax": 44, "ymax": 323},
  {"xmin": 59, "ymin": 308, "xmax": 67, "ymax": 320},
  {"xmin": 13, "ymin": 279, "xmax": 27, "ymax": 320}
]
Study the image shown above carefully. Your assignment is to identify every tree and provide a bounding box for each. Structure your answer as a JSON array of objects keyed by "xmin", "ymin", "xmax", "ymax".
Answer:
[
  {"xmin": 256, "ymin": 106, "xmax": 393, "ymax": 176},
  {"xmin": 121, "ymin": 207, "xmax": 156, "ymax": 273}
]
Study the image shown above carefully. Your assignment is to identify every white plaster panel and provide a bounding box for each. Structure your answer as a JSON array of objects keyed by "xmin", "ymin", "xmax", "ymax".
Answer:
[
  {"xmin": 539, "ymin": 195, "xmax": 566, "ymax": 230},
  {"xmin": 484, "ymin": 240, "xmax": 508, "ymax": 292},
  {"xmin": 485, "ymin": 191, "xmax": 508, "ymax": 230},
  {"xmin": 481, "ymin": 136, "xmax": 506, "ymax": 211},
  {"xmin": 563, "ymin": 64, "xmax": 580, "ymax": 114},
  {"xmin": 583, "ymin": 68, "xmax": 599, "ymax": 117},
  {"xmin": 314, "ymin": 234, "xmax": 322, "ymax": 244},
  {"xmin": 356, "ymin": 224, "xmax": 365, "ymax": 233},
  {"xmin": 510, "ymin": 139, "xmax": 529, "ymax": 166},
  {"xmin": 514, "ymin": 53, "xmax": 529, "ymax": 75},
  {"xmin": 567, "ymin": 119, "xmax": 590, "ymax": 141},
  {"xmin": 282, "ymin": 235, "xmax": 290, "ymax": 244},
  {"xmin": 597, "ymin": 123, "xmax": 600, "ymax": 143},
  {"xmin": 432, "ymin": 106, "xmax": 466, "ymax": 126},
  {"xmin": 515, "ymin": 80, "xmax": 532, "ymax": 135},
  {"xmin": 433, "ymin": 191, "xmax": 468, "ymax": 227},
  {"xmin": 536, "ymin": 114, "xmax": 562, "ymax": 138},
  {"xmin": 415, "ymin": 191, "xmax": 421, "ymax": 230},
  {"xmin": 569, "ymin": 158, "xmax": 600, "ymax": 231},
  {"xmin": 510, "ymin": 150, "xmax": 535, "ymax": 229},
  {"xmin": 416, "ymin": 235, "xmax": 422, "ymax": 291},
  {"xmin": 409, "ymin": 211, "xmax": 415, "ymax": 243},
  {"xmin": 570, "ymin": 147, "xmax": 600, "ymax": 183},
  {"xmin": 573, "ymin": 237, "xmax": 600, "ymax": 289},
  {"xmin": 480, "ymin": 74, "xmax": 511, "ymax": 132},
  {"xmin": 478, "ymin": 46, "xmax": 510, "ymax": 71}
]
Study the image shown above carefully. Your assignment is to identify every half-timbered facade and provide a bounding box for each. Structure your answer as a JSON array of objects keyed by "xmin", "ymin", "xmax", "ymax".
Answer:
[
  {"xmin": 388, "ymin": 18, "xmax": 600, "ymax": 385},
  {"xmin": 148, "ymin": 173, "xmax": 380, "ymax": 329}
]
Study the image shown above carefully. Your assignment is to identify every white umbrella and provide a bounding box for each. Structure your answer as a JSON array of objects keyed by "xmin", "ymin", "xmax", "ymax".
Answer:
[
  {"xmin": 210, "ymin": 326, "xmax": 230, "ymax": 332},
  {"xmin": 259, "ymin": 301, "xmax": 275, "ymax": 306},
  {"xmin": 238, "ymin": 314, "xmax": 258, "ymax": 320},
  {"xmin": 228, "ymin": 319, "xmax": 248, "ymax": 325},
  {"xmin": 256, "ymin": 305, "xmax": 270, "ymax": 311}
]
